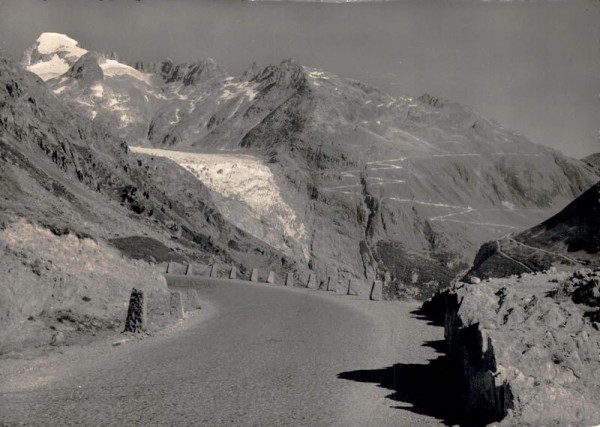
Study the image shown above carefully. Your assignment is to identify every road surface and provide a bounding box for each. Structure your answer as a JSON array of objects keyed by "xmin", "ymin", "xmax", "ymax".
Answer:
[{"xmin": 0, "ymin": 277, "xmax": 446, "ymax": 426}]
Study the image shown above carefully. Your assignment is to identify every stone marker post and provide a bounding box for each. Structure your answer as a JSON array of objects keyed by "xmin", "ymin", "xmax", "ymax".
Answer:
[
  {"xmin": 166, "ymin": 262, "xmax": 171, "ymax": 274},
  {"xmin": 124, "ymin": 288, "xmax": 146, "ymax": 333},
  {"xmin": 267, "ymin": 271, "xmax": 275, "ymax": 284},
  {"xmin": 170, "ymin": 291, "xmax": 185, "ymax": 319},
  {"xmin": 370, "ymin": 280, "xmax": 383, "ymax": 301},
  {"xmin": 347, "ymin": 279, "xmax": 359, "ymax": 296},
  {"xmin": 187, "ymin": 289, "xmax": 202, "ymax": 309},
  {"xmin": 307, "ymin": 274, "xmax": 317, "ymax": 289},
  {"xmin": 209, "ymin": 264, "xmax": 218, "ymax": 278},
  {"xmin": 285, "ymin": 272, "xmax": 293, "ymax": 286},
  {"xmin": 250, "ymin": 268, "xmax": 259, "ymax": 282},
  {"xmin": 230, "ymin": 266, "xmax": 237, "ymax": 280}
]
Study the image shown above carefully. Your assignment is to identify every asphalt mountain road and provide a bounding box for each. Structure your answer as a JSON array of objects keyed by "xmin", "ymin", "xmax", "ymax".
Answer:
[{"xmin": 0, "ymin": 279, "xmax": 445, "ymax": 426}]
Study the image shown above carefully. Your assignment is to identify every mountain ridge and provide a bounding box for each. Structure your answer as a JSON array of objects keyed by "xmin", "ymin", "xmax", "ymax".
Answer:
[{"xmin": 21, "ymin": 32, "xmax": 599, "ymax": 297}]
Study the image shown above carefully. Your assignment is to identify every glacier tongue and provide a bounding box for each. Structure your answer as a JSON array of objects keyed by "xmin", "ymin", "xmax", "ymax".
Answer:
[{"xmin": 129, "ymin": 147, "xmax": 311, "ymax": 261}]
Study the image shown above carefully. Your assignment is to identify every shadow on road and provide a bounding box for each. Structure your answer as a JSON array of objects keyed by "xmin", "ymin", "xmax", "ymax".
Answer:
[{"xmin": 337, "ymin": 339, "xmax": 478, "ymax": 427}]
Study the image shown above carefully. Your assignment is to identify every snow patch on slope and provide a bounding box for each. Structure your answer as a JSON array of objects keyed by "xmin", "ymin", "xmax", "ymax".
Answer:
[
  {"xmin": 26, "ymin": 55, "xmax": 71, "ymax": 81},
  {"xmin": 100, "ymin": 59, "xmax": 153, "ymax": 86},
  {"xmin": 130, "ymin": 147, "xmax": 309, "ymax": 259}
]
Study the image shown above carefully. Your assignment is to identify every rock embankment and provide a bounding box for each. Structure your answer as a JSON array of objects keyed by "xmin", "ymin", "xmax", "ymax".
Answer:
[{"xmin": 423, "ymin": 269, "xmax": 600, "ymax": 426}]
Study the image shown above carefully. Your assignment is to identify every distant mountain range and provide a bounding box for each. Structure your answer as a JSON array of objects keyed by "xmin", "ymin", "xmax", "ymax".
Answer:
[{"xmin": 18, "ymin": 33, "xmax": 600, "ymax": 297}]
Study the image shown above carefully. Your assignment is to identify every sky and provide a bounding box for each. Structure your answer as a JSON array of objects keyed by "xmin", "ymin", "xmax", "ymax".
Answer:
[{"xmin": 0, "ymin": 0, "xmax": 598, "ymax": 158}]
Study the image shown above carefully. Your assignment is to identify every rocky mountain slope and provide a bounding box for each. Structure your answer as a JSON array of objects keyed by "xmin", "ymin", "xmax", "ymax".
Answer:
[
  {"xmin": 24, "ymin": 33, "xmax": 599, "ymax": 298},
  {"xmin": 0, "ymin": 54, "xmax": 297, "ymax": 350},
  {"xmin": 467, "ymin": 180, "xmax": 600, "ymax": 280}
]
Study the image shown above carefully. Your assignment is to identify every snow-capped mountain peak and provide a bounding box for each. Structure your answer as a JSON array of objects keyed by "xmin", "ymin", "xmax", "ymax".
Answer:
[
  {"xmin": 23, "ymin": 33, "xmax": 160, "ymax": 142},
  {"xmin": 23, "ymin": 32, "xmax": 88, "ymax": 81}
]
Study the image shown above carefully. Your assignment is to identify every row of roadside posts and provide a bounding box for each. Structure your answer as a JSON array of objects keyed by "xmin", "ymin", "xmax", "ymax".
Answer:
[
  {"xmin": 123, "ymin": 264, "xmax": 383, "ymax": 333},
  {"xmin": 165, "ymin": 262, "xmax": 383, "ymax": 301}
]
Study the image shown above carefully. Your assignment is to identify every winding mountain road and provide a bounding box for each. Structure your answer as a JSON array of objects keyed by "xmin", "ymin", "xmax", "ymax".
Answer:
[{"xmin": 0, "ymin": 278, "xmax": 445, "ymax": 426}]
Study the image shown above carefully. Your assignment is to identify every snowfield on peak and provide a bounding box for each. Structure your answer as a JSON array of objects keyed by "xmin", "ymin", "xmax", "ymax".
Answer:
[
  {"xmin": 23, "ymin": 33, "xmax": 88, "ymax": 81},
  {"xmin": 23, "ymin": 33, "xmax": 161, "ymax": 142},
  {"xmin": 34, "ymin": 32, "xmax": 87, "ymax": 57},
  {"xmin": 130, "ymin": 147, "xmax": 310, "ymax": 261}
]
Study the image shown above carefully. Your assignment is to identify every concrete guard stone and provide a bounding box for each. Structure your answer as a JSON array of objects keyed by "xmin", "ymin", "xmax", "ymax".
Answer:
[
  {"xmin": 230, "ymin": 266, "xmax": 237, "ymax": 280},
  {"xmin": 370, "ymin": 280, "xmax": 383, "ymax": 301},
  {"xmin": 347, "ymin": 279, "xmax": 360, "ymax": 296},
  {"xmin": 267, "ymin": 271, "xmax": 275, "ymax": 284},
  {"xmin": 209, "ymin": 264, "xmax": 218, "ymax": 278},
  {"xmin": 185, "ymin": 264, "xmax": 192, "ymax": 275},
  {"xmin": 170, "ymin": 291, "xmax": 185, "ymax": 319},
  {"xmin": 326, "ymin": 276, "xmax": 336, "ymax": 292},
  {"xmin": 187, "ymin": 289, "xmax": 202, "ymax": 309},
  {"xmin": 250, "ymin": 268, "xmax": 259, "ymax": 282},
  {"xmin": 285, "ymin": 272, "xmax": 293, "ymax": 286},
  {"xmin": 307, "ymin": 274, "xmax": 317, "ymax": 289},
  {"xmin": 124, "ymin": 288, "xmax": 146, "ymax": 332}
]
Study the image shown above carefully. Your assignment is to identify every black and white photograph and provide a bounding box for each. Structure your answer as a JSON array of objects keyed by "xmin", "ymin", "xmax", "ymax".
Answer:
[{"xmin": 0, "ymin": 0, "xmax": 599, "ymax": 425}]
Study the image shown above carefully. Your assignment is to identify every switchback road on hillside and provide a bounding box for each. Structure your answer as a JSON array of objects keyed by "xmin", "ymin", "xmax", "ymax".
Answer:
[{"xmin": 0, "ymin": 278, "xmax": 448, "ymax": 426}]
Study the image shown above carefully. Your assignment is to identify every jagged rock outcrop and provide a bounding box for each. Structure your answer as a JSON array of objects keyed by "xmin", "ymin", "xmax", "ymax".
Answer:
[
  {"xmin": 134, "ymin": 58, "xmax": 229, "ymax": 85},
  {"xmin": 584, "ymin": 152, "xmax": 600, "ymax": 175},
  {"xmin": 423, "ymin": 270, "xmax": 600, "ymax": 425},
  {"xmin": 444, "ymin": 290, "xmax": 513, "ymax": 425},
  {"xmin": 65, "ymin": 52, "xmax": 103, "ymax": 86}
]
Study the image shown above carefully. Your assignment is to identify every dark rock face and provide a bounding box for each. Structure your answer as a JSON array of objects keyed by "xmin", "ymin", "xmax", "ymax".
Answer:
[
  {"xmin": 553, "ymin": 268, "xmax": 600, "ymax": 320},
  {"xmin": 468, "ymin": 181, "xmax": 600, "ymax": 280},
  {"xmin": 584, "ymin": 153, "xmax": 600, "ymax": 175},
  {"xmin": 444, "ymin": 292, "xmax": 513, "ymax": 425},
  {"xmin": 65, "ymin": 52, "xmax": 103, "ymax": 86},
  {"xmin": 124, "ymin": 288, "xmax": 146, "ymax": 333}
]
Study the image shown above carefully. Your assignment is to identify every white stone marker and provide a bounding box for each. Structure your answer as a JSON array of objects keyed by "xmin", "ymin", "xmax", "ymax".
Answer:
[
  {"xmin": 285, "ymin": 272, "xmax": 293, "ymax": 286},
  {"xmin": 370, "ymin": 280, "xmax": 383, "ymax": 301},
  {"xmin": 170, "ymin": 291, "xmax": 185, "ymax": 319},
  {"xmin": 347, "ymin": 279, "xmax": 360, "ymax": 296}
]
